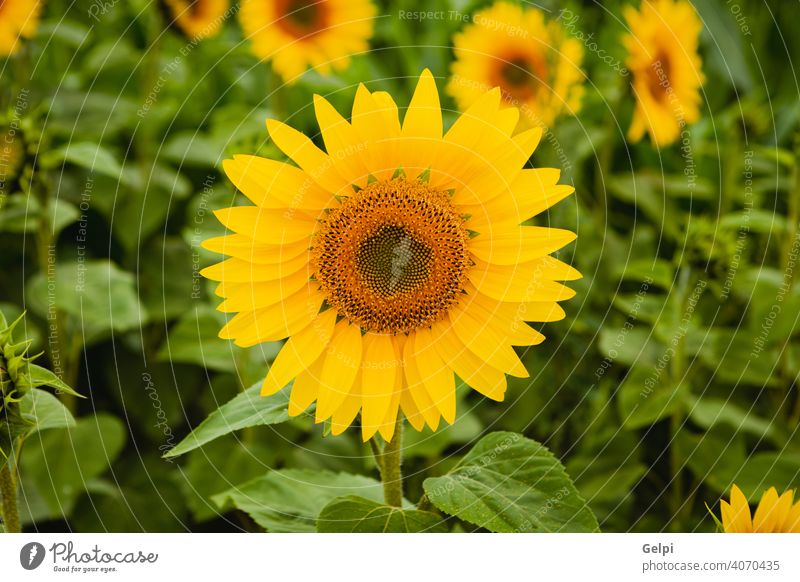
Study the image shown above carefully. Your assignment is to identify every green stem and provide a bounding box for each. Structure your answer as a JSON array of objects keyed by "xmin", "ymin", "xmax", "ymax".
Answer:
[
  {"xmin": 786, "ymin": 138, "xmax": 800, "ymax": 423},
  {"xmin": 669, "ymin": 267, "xmax": 691, "ymax": 526},
  {"xmin": 372, "ymin": 417, "xmax": 404, "ymax": 507},
  {"xmin": 0, "ymin": 460, "xmax": 20, "ymax": 533}
]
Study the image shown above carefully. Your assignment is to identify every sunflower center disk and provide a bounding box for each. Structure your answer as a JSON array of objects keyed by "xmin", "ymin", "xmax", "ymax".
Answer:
[
  {"xmin": 276, "ymin": 0, "xmax": 329, "ymax": 37},
  {"xmin": 313, "ymin": 178, "xmax": 470, "ymax": 334},
  {"xmin": 495, "ymin": 54, "xmax": 547, "ymax": 102},
  {"xmin": 646, "ymin": 51, "xmax": 673, "ymax": 104}
]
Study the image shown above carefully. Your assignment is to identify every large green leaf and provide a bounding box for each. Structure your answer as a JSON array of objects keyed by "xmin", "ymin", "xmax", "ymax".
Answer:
[
  {"xmin": 18, "ymin": 413, "xmax": 126, "ymax": 523},
  {"xmin": 19, "ymin": 388, "xmax": 76, "ymax": 434},
  {"xmin": 164, "ymin": 383, "xmax": 291, "ymax": 458},
  {"xmin": 423, "ymin": 432, "xmax": 599, "ymax": 532},
  {"xmin": 213, "ymin": 469, "xmax": 386, "ymax": 532},
  {"xmin": 317, "ymin": 496, "xmax": 446, "ymax": 533}
]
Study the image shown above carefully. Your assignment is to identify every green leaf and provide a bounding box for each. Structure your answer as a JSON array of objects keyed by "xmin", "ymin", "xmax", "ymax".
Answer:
[
  {"xmin": 40, "ymin": 142, "xmax": 127, "ymax": 184},
  {"xmin": 676, "ymin": 427, "xmax": 746, "ymax": 494},
  {"xmin": 178, "ymin": 437, "xmax": 279, "ymax": 522},
  {"xmin": 317, "ymin": 496, "xmax": 446, "ymax": 533},
  {"xmin": 19, "ymin": 388, "xmax": 76, "ymax": 434},
  {"xmin": 164, "ymin": 383, "xmax": 291, "ymax": 458},
  {"xmin": 23, "ymin": 364, "xmax": 83, "ymax": 398},
  {"xmin": 25, "ymin": 260, "xmax": 148, "ymax": 343},
  {"xmin": 618, "ymin": 367, "xmax": 687, "ymax": 429},
  {"xmin": 684, "ymin": 393, "xmax": 777, "ymax": 442},
  {"xmin": 213, "ymin": 469, "xmax": 386, "ymax": 532},
  {"xmin": 157, "ymin": 304, "xmax": 241, "ymax": 372},
  {"xmin": 422, "ymin": 432, "xmax": 599, "ymax": 532},
  {"xmin": 19, "ymin": 413, "xmax": 126, "ymax": 522},
  {"xmin": 48, "ymin": 199, "xmax": 80, "ymax": 237},
  {"xmin": 693, "ymin": 0, "xmax": 752, "ymax": 91}
]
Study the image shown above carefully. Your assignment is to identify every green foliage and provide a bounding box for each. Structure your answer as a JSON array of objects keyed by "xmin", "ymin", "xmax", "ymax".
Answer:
[
  {"xmin": 423, "ymin": 432, "xmax": 599, "ymax": 532},
  {"xmin": 164, "ymin": 383, "xmax": 292, "ymax": 458},
  {"xmin": 213, "ymin": 469, "xmax": 388, "ymax": 532},
  {"xmin": 317, "ymin": 496, "xmax": 446, "ymax": 533}
]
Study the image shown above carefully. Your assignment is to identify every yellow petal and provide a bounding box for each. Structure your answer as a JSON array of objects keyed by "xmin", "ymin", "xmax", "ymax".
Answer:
[
  {"xmin": 403, "ymin": 331, "xmax": 447, "ymax": 428},
  {"xmin": 201, "ymin": 234, "xmax": 310, "ymax": 265},
  {"xmin": 216, "ymin": 271, "xmax": 313, "ymax": 313},
  {"xmin": 400, "ymin": 385, "xmax": 427, "ymax": 432},
  {"xmin": 753, "ymin": 487, "xmax": 780, "ymax": 533},
  {"xmin": 288, "ymin": 355, "xmax": 325, "ymax": 417},
  {"xmin": 313, "ymin": 94, "xmax": 371, "ymax": 186},
  {"xmin": 431, "ymin": 321, "xmax": 506, "ymax": 401},
  {"xmin": 213, "ymin": 206, "xmax": 319, "ymax": 245},
  {"xmin": 449, "ymin": 303, "xmax": 528, "ymax": 378},
  {"xmin": 400, "ymin": 333, "xmax": 446, "ymax": 430},
  {"xmin": 267, "ymin": 119, "xmax": 349, "ymax": 194},
  {"xmin": 315, "ymin": 320, "xmax": 363, "ymax": 421},
  {"xmin": 376, "ymin": 365, "xmax": 402, "ymax": 441},
  {"xmin": 201, "ymin": 252, "xmax": 310, "ymax": 282},
  {"xmin": 401, "ymin": 68, "xmax": 442, "ymax": 140},
  {"xmin": 726, "ymin": 485, "xmax": 753, "ymax": 533},
  {"xmin": 219, "ymin": 285, "xmax": 324, "ymax": 347},
  {"xmin": 350, "ymin": 85, "xmax": 401, "ymax": 181},
  {"xmin": 770, "ymin": 490, "xmax": 796, "ymax": 532},
  {"xmin": 469, "ymin": 257, "xmax": 578, "ymax": 303},
  {"xmin": 469, "ymin": 227, "xmax": 578, "ymax": 266},
  {"xmin": 360, "ymin": 333, "xmax": 398, "ymax": 439},
  {"xmin": 223, "ymin": 155, "xmax": 335, "ymax": 210},
  {"xmin": 330, "ymin": 373, "xmax": 362, "ymax": 436},
  {"xmin": 261, "ymin": 309, "xmax": 338, "ymax": 395},
  {"xmin": 399, "ymin": 69, "xmax": 442, "ymax": 175}
]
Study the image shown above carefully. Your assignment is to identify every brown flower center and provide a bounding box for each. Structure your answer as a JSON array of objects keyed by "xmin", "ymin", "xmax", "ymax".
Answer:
[
  {"xmin": 275, "ymin": 0, "xmax": 330, "ymax": 38},
  {"xmin": 645, "ymin": 51, "xmax": 673, "ymax": 104},
  {"xmin": 312, "ymin": 178, "xmax": 470, "ymax": 334},
  {"xmin": 494, "ymin": 54, "xmax": 548, "ymax": 102}
]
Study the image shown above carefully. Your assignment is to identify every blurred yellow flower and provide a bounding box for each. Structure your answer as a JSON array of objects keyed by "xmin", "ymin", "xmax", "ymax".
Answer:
[
  {"xmin": 164, "ymin": 0, "xmax": 230, "ymax": 40},
  {"xmin": 720, "ymin": 485, "xmax": 800, "ymax": 533},
  {"xmin": 202, "ymin": 70, "xmax": 579, "ymax": 441},
  {"xmin": 622, "ymin": 0, "xmax": 704, "ymax": 146},
  {"xmin": 447, "ymin": 1, "xmax": 584, "ymax": 129},
  {"xmin": 0, "ymin": 0, "xmax": 41, "ymax": 56},
  {"xmin": 239, "ymin": 0, "xmax": 375, "ymax": 84}
]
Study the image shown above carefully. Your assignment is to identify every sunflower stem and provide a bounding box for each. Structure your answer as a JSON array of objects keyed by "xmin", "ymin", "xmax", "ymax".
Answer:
[
  {"xmin": 374, "ymin": 418, "xmax": 404, "ymax": 507},
  {"xmin": 0, "ymin": 459, "xmax": 21, "ymax": 533}
]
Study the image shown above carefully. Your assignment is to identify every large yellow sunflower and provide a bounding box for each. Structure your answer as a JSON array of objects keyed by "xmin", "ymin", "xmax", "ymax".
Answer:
[
  {"xmin": 238, "ymin": 0, "xmax": 375, "ymax": 84},
  {"xmin": 0, "ymin": 0, "xmax": 41, "ymax": 57},
  {"xmin": 720, "ymin": 485, "xmax": 800, "ymax": 533},
  {"xmin": 447, "ymin": 1, "xmax": 584, "ymax": 129},
  {"xmin": 622, "ymin": 0, "xmax": 704, "ymax": 146},
  {"xmin": 164, "ymin": 0, "xmax": 230, "ymax": 40},
  {"xmin": 201, "ymin": 70, "xmax": 579, "ymax": 441}
]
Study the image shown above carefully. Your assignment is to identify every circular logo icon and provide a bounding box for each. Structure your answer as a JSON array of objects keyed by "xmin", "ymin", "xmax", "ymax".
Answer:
[{"xmin": 20, "ymin": 542, "xmax": 46, "ymax": 570}]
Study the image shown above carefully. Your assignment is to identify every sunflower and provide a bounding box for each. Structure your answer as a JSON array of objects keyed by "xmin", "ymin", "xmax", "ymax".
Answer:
[
  {"xmin": 622, "ymin": 0, "xmax": 704, "ymax": 146},
  {"xmin": 201, "ymin": 70, "xmax": 579, "ymax": 441},
  {"xmin": 163, "ymin": 0, "xmax": 230, "ymax": 40},
  {"xmin": 447, "ymin": 1, "xmax": 584, "ymax": 129},
  {"xmin": 238, "ymin": 0, "xmax": 375, "ymax": 84},
  {"xmin": 720, "ymin": 485, "xmax": 800, "ymax": 533},
  {"xmin": 0, "ymin": 0, "xmax": 41, "ymax": 57}
]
